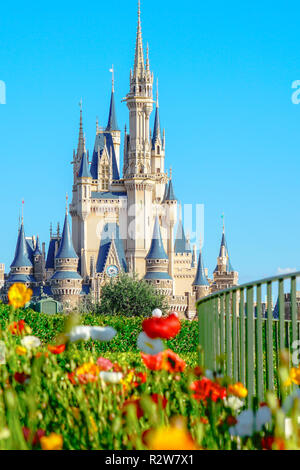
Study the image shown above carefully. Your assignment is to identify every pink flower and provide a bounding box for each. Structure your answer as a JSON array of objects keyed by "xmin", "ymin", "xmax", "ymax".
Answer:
[{"xmin": 96, "ymin": 357, "xmax": 113, "ymax": 371}]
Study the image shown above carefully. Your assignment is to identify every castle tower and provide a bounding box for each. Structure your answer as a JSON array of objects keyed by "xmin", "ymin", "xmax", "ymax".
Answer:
[
  {"xmin": 33, "ymin": 235, "xmax": 45, "ymax": 282},
  {"xmin": 72, "ymin": 102, "xmax": 85, "ymax": 185},
  {"xmin": 77, "ymin": 152, "xmax": 92, "ymax": 279},
  {"xmin": 7, "ymin": 222, "xmax": 35, "ymax": 286},
  {"xmin": 106, "ymin": 67, "xmax": 121, "ymax": 175},
  {"xmin": 163, "ymin": 175, "xmax": 177, "ymax": 280},
  {"xmin": 124, "ymin": 1, "xmax": 155, "ymax": 276},
  {"xmin": 212, "ymin": 222, "xmax": 238, "ymax": 292},
  {"xmin": 144, "ymin": 216, "xmax": 173, "ymax": 296},
  {"xmin": 193, "ymin": 247, "xmax": 210, "ymax": 300},
  {"xmin": 151, "ymin": 82, "xmax": 165, "ymax": 176},
  {"xmin": 50, "ymin": 201, "xmax": 82, "ymax": 311},
  {"xmin": 0, "ymin": 264, "xmax": 4, "ymax": 289}
]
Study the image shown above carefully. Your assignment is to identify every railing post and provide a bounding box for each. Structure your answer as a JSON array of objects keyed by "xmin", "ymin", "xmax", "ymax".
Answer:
[
  {"xmin": 256, "ymin": 284, "xmax": 264, "ymax": 403},
  {"xmin": 266, "ymin": 281, "xmax": 274, "ymax": 391},
  {"xmin": 225, "ymin": 292, "xmax": 232, "ymax": 377},
  {"xmin": 232, "ymin": 290, "xmax": 238, "ymax": 382},
  {"xmin": 246, "ymin": 286, "xmax": 255, "ymax": 406},
  {"xmin": 239, "ymin": 288, "xmax": 246, "ymax": 385}
]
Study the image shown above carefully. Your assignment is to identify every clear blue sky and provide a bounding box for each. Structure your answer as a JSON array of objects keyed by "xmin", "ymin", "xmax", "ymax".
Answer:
[{"xmin": 0, "ymin": 0, "xmax": 299, "ymax": 284}]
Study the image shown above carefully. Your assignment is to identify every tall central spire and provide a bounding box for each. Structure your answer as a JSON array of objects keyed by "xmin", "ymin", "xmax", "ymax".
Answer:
[
  {"xmin": 133, "ymin": 0, "xmax": 145, "ymax": 79},
  {"xmin": 77, "ymin": 99, "xmax": 85, "ymax": 159}
]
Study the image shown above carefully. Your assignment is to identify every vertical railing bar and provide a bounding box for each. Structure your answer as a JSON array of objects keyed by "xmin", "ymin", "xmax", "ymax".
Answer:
[
  {"xmin": 225, "ymin": 292, "xmax": 232, "ymax": 377},
  {"xmin": 246, "ymin": 286, "xmax": 255, "ymax": 407},
  {"xmin": 291, "ymin": 276, "xmax": 297, "ymax": 348},
  {"xmin": 232, "ymin": 290, "xmax": 238, "ymax": 382},
  {"xmin": 220, "ymin": 294, "xmax": 225, "ymax": 374},
  {"xmin": 256, "ymin": 284, "xmax": 263, "ymax": 403},
  {"xmin": 239, "ymin": 288, "xmax": 245, "ymax": 385},
  {"xmin": 266, "ymin": 281, "xmax": 274, "ymax": 391}
]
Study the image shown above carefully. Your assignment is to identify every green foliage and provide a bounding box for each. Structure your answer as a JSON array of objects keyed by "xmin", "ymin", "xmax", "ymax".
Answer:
[{"xmin": 96, "ymin": 273, "xmax": 169, "ymax": 317}]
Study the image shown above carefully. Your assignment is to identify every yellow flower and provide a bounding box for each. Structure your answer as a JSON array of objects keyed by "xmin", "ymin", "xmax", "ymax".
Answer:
[
  {"xmin": 146, "ymin": 426, "xmax": 198, "ymax": 450},
  {"xmin": 40, "ymin": 433, "xmax": 63, "ymax": 450},
  {"xmin": 228, "ymin": 382, "xmax": 248, "ymax": 398},
  {"xmin": 8, "ymin": 283, "xmax": 32, "ymax": 309},
  {"xmin": 89, "ymin": 415, "xmax": 98, "ymax": 433},
  {"xmin": 289, "ymin": 367, "xmax": 300, "ymax": 385},
  {"xmin": 16, "ymin": 346, "xmax": 27, "ymax": 356}
]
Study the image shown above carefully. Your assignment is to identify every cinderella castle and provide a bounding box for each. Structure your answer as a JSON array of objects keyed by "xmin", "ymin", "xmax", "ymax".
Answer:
[{"xmin": 0, "ymin": 3, "xmax": 239, "ymax": 318}]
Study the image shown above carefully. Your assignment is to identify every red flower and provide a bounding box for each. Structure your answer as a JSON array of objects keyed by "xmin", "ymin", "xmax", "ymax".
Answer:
[
  {"xmin": 190, "ymin": 377, "xmax": 227, "ymax": 402},
  {"xmin": 151, "ymin": 394, "xmax": 168, "ymax": 409},
  {"xmin": 68, "ymin": 372, "xmax": 76, "ymax": 385},
  {"xmin": 14, "ymin": 372, "xmax": 30, "ymax": 384},
  {"xmin": 133, "ymin": 371, "xmax": 147, "ymax": 387},
  {"xmin": 8, "ymin": 320, "xmax": 26, "ymax": 336},
  {"xmin": 47, "ymin": 344, "xmax": 66, "ymax": 355},
  {"xmin": 141, "ymin": 349, "xmax": 186, "ymax": 373},
  {"xmin": 122, "ymin": 398, "xmax": 144, "ymax": 419},
  {"xmin": 261, "ymin": 436, "xmax": 285, "ymax": 450},
  {"xmin": 23, "ymin": 427, "xmax": 46, "ymax": 446},
  {"xmin": 142, "ymin": 313, "xmax": 181, "ymax": 340}
]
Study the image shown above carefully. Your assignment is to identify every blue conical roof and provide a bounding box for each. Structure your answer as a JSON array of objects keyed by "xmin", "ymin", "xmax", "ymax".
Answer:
[
  {"xmin": 193, "ymin": 250, "xmax": 209, "ymax": 286},
  {"xmin": 106, "ymin": 91, "xmax": 119, "ymax": 131},
  {"xmin": 33, "ymin": 235, "xmax": 42, "ymax": 256},
  {"xmin": 78, "ymin": 151, "xmax": 92, "ymax": 178},
  {"xmin": 174, "ymin": 219, "xmax": 191, "ymax": 254},
  {"xmin": 146, "ymin": 216, "xmax": 168, "ymax": 260},
  {"xmin": 214, "ymin": 230, "xmax": 234, "ymax": 273},
  {"xmin": 152, "ymin": 106, "xmax": 161, "ymax": 149},
  {"xmin": 10, "ymin": 223, "xmax": 33, "ymax": 268},
  {"xmin": 164, "ymin": 179, "xmax": 176, "ymax": 201},
  {"xmin": 56, "ymin": 213, "xmax": 78, "ymax": 259}
]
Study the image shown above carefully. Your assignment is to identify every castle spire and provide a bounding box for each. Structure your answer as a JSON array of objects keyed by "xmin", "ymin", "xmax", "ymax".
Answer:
[
  {"xmin": 78, "ymin": 151, "xmax": 92, "ymax": 178},
  {"xmin": 214, "ymin": 216, "xmax": 234, "ymax": 273},
  {"xmin": 77, "ymin": 99, "xmax": 85, "ymax": 158},
  {"xmin": 152, "ymin": 80, "xmax": 162, "ymax": 149},
  {"xmin": 106, "ymin": 67, "xmax": 119, "ymax": 131},
  {"xmin": 146, "ymin": 216, "xmax": 168, "ymax": 260},
  {"xmin": 133, "ymin": 0, "xmax": 145, "ymax": 79},
  {"xmin": 56, "ymin": 207, "xmax": 78, "ymax": 260},
  {"xmin": 193, "ymin": 245, "xmax": 209, "ymax": 286},
  {"xmin": 10, "ymin": 221, "xmax": 32, "ymax": 268}
]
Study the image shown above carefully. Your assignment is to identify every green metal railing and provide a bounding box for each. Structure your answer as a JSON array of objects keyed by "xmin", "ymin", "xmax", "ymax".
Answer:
[{"xmin": 196, "ymin": 271, "xmax": 300, "ymax": 403}]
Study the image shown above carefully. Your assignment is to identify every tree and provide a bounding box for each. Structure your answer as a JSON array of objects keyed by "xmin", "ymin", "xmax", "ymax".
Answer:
[{"xmin": 97, "ymin": 273, "xmax": 168, "ymax": 317}]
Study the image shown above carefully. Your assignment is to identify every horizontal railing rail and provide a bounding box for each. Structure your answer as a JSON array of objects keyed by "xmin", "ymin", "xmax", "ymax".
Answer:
[{"xmin": 196, "ymin": 271, "xmax": 300, "ymax": 404}]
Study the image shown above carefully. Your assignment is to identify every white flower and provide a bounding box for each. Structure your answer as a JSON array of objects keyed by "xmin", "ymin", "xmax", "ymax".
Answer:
[
  {"xmin": 68, "ymin": 326, "xmax": 91, "ymax": 342},
  {"xmin": 90, "ymin": 326, "xmax": 117, "ymax": 342},
  {"xmin": 99, "ymin": 371, "xmax": 123, "ymax": 384},
  {"xmin": 229, "ymin": 406, "xmax": 272, "ymax": 437},
  {"xmin": 152, "ymin": 308, "xmax": 162, "ymax": 318},
  {"xmin": 0, "ymin": 341, "xmax": 6, "ymax": 365},
  {"xmin": 137, "ymin": 332, "xmax": 165, "ymax": 355},
  {"xmin": 21, "ymin": 335, "xmax": 41, "ymax": 350},
  {"xmin": 224, "ymin": 396, "xmax": 244, "ymax": 412}
]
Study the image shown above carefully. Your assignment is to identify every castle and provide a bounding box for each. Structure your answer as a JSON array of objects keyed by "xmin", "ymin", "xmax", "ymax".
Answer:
[{"xmin": 0, "ymin": 3, "xmax": 239, "ymax": 318}]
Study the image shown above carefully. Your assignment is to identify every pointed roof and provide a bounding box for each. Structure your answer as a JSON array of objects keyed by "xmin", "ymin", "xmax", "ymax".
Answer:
[
  {"xmin": 146, "ymin": 216, "xmax": 168, "ymax": 260},
  {"xmin": 90, "ymin": 132, "xmax": 120, "ymax": 180},
  {"xmin": 96, "ymin": 223, "xmax": 127, "ymax": 273},
  {"xmin": 56, "ymin": 212, "xmax": 78, "ymax": 259},
  {"xmin": 133, "ymin": 0, "xmax": 145, "ymax": 79},
  {"xmin": 174, "ymin": 219, "xmax": 191, "ymax": 254},
  {"xmin": 78, "ymin": 151, "xmax": 92, "ymax": 178},
  {"xmin": 106, "ymin": 91, "xmax": 119, "ymax": 131},
  {"xmin": 164, "ymin": 179, "xmax": 176, "ymax": 201},
  {"xmin": 193, "ymin": 250, "xmax": 209, "ymax": 286},
  {"xmin": 152, "ymin": 86, "xmax": 161, "ymax": 149},
  {"xmin": 214, "ymin": 229, "xmax": 234, "ymax": 273},
  {"xmin": 33, "ymin": 235, "xmax": 42, "ymax": 256},
  {"xmin": 11, "ymin": 223, "xmax": 33, "ymax": 268},
  {"xmin": 77, "ymin": 104, "xmax": 85, "ymax": 158}
]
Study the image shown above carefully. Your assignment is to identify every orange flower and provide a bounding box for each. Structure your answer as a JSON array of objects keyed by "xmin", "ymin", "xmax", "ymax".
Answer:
[
  {"xmin": 47, "ymin": 344, "xmax": 66, "ymax": 355},
  {"xmin": 141, "ymin": 349, "xmax": 186, "ymax": 373},
  {"xmin": 228, "ymin": 382, "xmax": 248, "ymax": 398},
  {"xmin": 145, "ymin": 426, "xmax": 198, "ymax": 450},
  {"xmin": 261, "ymin": 436, "xmax": 285, "ymax": 450},
  {"xmin": 8, "ymin": 283, "xmax": 32, "ymax": 309},
  {"xmin": 289, "ymin": 367, "xmax": 300, "ymax": 385},
  {"xmin": 8, "ymin": 320, "xmax": 27, "ymax": 336},
  {"xmin": 16, "ymin": 346, "xmax": 27, "ymax": 356},
  {"xmin": 40, "ymin": 433, "xmax": 63, "ymax": 450},
  {"xmin": 190, "ymin": 377, "xmax": 227, "ymax": 402},
  {"xmin": 69, "ymin": 362, "xmax": 100, "ymax": 385}
]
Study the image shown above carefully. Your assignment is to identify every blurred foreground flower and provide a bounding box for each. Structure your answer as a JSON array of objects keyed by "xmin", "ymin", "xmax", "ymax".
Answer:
[
  {"xmin": 229, "ymin": 405, "xmax": 271, "ymax": 437},
  {"xmin": 40, "ymin": 433, "xmax": 63, "ymax": 450},
  {"xmin": 47, "ymin": 344, "xmax": 66, "ymax": 355},
  {"xmin": 224, "ymin": 396, "xmax": 244, "ymax": 412},
  {"xmin": 8, "ymin": 319, "xmax": 30, "ymax": 336},
  {"xmin": 16, "ymin": 345, "xmax": 27, "ymax": 356},
  {"xmin": 99, "ymin": 371, "xmax": 123, "ymax": 384},
  {"xmin": 137, "ymin": 332, "xmax": 165, "ymax": 355},
  {"xmin": 142, "ymin": 313, "xmax": 181, "ymax": 340},
  {"xmin": 96, "ymin": 357, "xmax": 113, "ymax": 371},
  {"xmin": 21, "ymin": 335, "xmax": 41, "ymax": 350},
  {"xmin": 23, "ymin": 427, "xmax": 46, "ymax": 447},
  {"xmin": 0, "ymin": 341, "xmax": 6, "ymax": 364},
  {"xmin": 145, "ymin": 425, "xmax": 198, "ymax": 450},
  {"xmin": 68, "ymin": 325, "xmax": 116, "ymax": 342},
  {"xmin": 141, "ymin": 349, "xmax": 186, "ymax": 373},
  {"xmin": 228, "ymin": 382, "xmax": 248, "ymax": 398},
  {"xmin": 8, "ymin": 283, "xmax": 32, "ymax": 309},
  {"xmin": 14, "ymin": 372, "xmax": 30, "ymax": 384}
]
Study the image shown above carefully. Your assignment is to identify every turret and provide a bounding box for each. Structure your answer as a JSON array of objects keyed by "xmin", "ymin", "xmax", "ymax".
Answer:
[
  {"xmin": 106, "ymin": 66, "xmax": 121, "ymax": 174},
  {"xmin": 33, "ymin": 235, "xmax": 45, "ymax": 282},
  {"xmin": 50, "ymin": 200, "xmax": 82, "ymax": 311},
  {"xmin": 193, "ymin": 247, "xmax": 210, "ymax": 300},
  {"xmin": 163, "ymin": 172, "xmax": 177, "ymax": 279},
  {"xmin": 151, "ymin": 81, "xmax": 165, "ymax": 175},
  {"xmin": 144, "ymin": 216, "xmax": 173, "ymax": 296},
  {"xmin": 7, "ymin": 221, "xmax": 36, "ymax": 286},
  {"xmin": 212, "ymin": 219, "xmax": 239, "ymax": 292}
]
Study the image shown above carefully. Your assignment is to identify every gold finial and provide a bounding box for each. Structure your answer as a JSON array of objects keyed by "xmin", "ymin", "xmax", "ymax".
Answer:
[
  {"xmin": 79, "ymin": 98, "xmax": 82, "ymax": 111},
  {"xmin": 21, "ymin": 199, "xmax": 24, "ymax": 225},
  {"xmin": 169, "ymin": 166, "xmax": 172, "ymax": 179},
  {"xmin": 156, "ymin": 78, "xmax": 159, "ymax": 107},
  {"xmin": 221, "ymin": 213, "xmax": 225, "ymax": 233},
  {"xmin": 66, "ymin": 193, "xmax": 69, "ymax": 215},
  {"xmin": 96, "ymin": 116, "xmax": 99, "ymax": 133}
]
